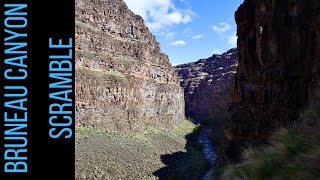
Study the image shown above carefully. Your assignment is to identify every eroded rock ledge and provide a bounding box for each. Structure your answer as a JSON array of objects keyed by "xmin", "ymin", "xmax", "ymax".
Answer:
[
  {"xmin": 175, "ymin": 48, "xmax": 238, "ymax": 124},
  {"xmin": 75, "ymin": 0, "xmax": 185, "ymax": 132}
]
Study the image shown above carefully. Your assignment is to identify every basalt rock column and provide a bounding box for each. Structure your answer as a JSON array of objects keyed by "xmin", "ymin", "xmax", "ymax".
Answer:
[{"xmin": 75, "ymin": 0, "xmax": 185, "ymax": 132}]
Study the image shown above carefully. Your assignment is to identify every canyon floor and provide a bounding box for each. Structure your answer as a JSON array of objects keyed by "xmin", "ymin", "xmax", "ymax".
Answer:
[{"xmin": 75, "ymin": 119, "xmax": 210, "ymax": 180}]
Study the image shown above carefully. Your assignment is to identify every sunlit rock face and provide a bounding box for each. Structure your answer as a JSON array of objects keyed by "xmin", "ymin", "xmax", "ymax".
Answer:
[
  {"xmin": 75, "ymin": 0, "xmax": 185, "ymax": 132},
  {"xmin": 222, "ymin": 0, "xmax": 320, "ymax": 163},
  {"xmin": 175, "ymin": 48, "xmax": 238, "ymax": 124}
]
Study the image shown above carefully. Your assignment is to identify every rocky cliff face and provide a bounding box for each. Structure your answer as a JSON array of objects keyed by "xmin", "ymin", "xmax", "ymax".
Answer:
[
  {"xmin": 223, "ymin": 0, "xmax": 320, "ymax": 162},
  {"xmin": 75, "ymin": 0, "xmax": 185, "ymax": 132},
  {"xmin": 175, "ymin": 48, "xmax": 238, "ymax": 124}
]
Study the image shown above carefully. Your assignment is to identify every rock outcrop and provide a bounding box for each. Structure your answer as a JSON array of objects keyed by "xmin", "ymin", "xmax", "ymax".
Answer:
[
  {"xmin": 75, "ymin": 0, "xmax": 185, "ymax": 132},
  {"xmin": 223, "ymin": 0, "xmax": 320, "ymax": 162},
  {"xmin": 175, "ymin": 48, "xmax": 238, "ymax": 124}
]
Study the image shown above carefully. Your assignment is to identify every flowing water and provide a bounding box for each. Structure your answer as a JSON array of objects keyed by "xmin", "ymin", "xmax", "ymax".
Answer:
[{"xmin": 197, "ymin": 128, "xmax": 217, "ymax": 180}]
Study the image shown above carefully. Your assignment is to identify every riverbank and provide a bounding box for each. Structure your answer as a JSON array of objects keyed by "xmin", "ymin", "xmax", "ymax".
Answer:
[{"xmin": 75, "ymin": 119, "xmax": 208, "ymax": 179}]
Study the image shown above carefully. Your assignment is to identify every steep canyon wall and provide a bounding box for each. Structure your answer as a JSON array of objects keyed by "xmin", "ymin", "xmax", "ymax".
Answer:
[
  {"xmin": 176, "ymin": 49, "xmax": 238, "ymax": 124},
  {"xmin": 223, "ymin": 0, "xmax": 320, "ymax": 162},
  {"xmin": 75, "ymin": 0, "xmax": 185, "ymax": 132}
]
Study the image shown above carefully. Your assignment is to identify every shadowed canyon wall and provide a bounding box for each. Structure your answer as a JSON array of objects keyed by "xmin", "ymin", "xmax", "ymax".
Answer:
[
  {"xmin": 175, "ymin": 48, "xmax": 238, "ymax": 124},
  {"xmin": 222, "ymin": 0, "xmax": 320, "ymax": 162},
  {"xmin": 75, "ymin": 0, "xmax": 185, "ymax": 132}
]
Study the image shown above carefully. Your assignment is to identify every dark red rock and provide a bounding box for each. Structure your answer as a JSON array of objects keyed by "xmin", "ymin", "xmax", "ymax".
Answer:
[{"xmin": 222, "ymin": 0, "xmax": 320, "ymax": 163}]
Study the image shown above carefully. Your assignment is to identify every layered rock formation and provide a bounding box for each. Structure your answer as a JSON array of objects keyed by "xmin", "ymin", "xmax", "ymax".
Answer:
[
  {"xmin": 75, "ymin": 0, "xmax": 185, "ymax": 132},
  {"xmin": 223, "ymin": 0, "xmax": 320, "ymax": 162},
  {"xmin": 175, "ymin": 48, "xmax": 238, "ymax": 124}
]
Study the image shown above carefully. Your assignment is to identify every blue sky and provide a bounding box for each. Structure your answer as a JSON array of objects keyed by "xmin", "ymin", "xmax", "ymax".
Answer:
[{"xmin": 124, "ymin": 0, "xmax": 244, "ymax": 65}]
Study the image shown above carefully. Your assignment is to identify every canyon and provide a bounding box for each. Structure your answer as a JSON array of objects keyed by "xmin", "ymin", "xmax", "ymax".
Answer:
[
  {"xmin": 75, "ymin": 0, "xmax": 185, "ymax": 132},
  {"xmin": 75, "ymin": 0, "xmax": 207, "ymax": 179},
  {"xmin": 175, "ymin": 48, "xmax": 238, "ymax": 125},
  {"xmin": 75, "ymin": 0, "xmax": 320, "ymax": 179}
]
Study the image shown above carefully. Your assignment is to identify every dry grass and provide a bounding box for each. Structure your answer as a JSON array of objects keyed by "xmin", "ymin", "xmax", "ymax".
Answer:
[
  {"xmin": 76, "ymin": 67, "xmax": 125, "ymax": 82},
  {"xmin": 219, "ymin": 89, "xmax": 320, "ymax": 180},
  {"xmin": 76, "ymin": 20, "xmax": 101, "ymax": 32},
  {"xmin": 113, "ymin": 56, "xmax": 136, "ymax": 65},
  {"xmin": 76, "ymin": 119, "xmax": 208, "ymax": 179},
  {"xmin": 75, "ymin": 49, "xmax": 99, "ymax": 58},
  {"xmin": 76, "ymin": 49, "xmax": 136, "ymax": 67}
]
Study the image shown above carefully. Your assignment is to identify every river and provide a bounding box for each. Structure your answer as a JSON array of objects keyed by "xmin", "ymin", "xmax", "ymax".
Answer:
[{"xmin": 197, "ymin": 128, "xmax": 217, "ymax": 180}]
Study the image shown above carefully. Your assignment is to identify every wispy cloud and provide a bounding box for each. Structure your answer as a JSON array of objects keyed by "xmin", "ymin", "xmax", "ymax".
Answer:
[
  {"xmin": 124, "ymin": 0, "xmax": 194, "ymax": 32},
  {"xmin": 227, "ymin": 31, "xmax": 237, "ymax": 47},
  {"xmin": 211, "ymin": 22, "xmax": 231, "ymax": 35},
  {"xmin": 192, "ymin": 34, "xmax": 204, "ymax": 39},
  {"xmin": 211, "ymin": 22, "xmax": 237, "ymax": 48},
  {"xmin": 168, "ymin": 40, "xmax": 187, "ymax": 46}
]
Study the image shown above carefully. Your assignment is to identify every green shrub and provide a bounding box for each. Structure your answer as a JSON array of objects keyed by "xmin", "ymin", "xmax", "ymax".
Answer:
[
  {"xmin": 220, "ymin": 91, "xmax": 320, "ymax": 180},
  {"xmin": 186, "ymin": 117, "xmax": 196, "ymax": 123},
  {"xmin": 223, "ymin": 128, "xmax": 320, "ymax": 180},
  {"xmin": 192, "ymin": 124, "xmax": 202, "ymax": 134},
  {"xmin": 273, "ymin": 129, "xmax": 306, "ymax": 157}
]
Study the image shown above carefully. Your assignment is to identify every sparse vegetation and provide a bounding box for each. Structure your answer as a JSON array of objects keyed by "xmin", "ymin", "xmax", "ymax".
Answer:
[
  {"xmin": 173, "ymin": 118, "xmax": 199, "ymax": 137},
  {"xmin": 76, "ymin": 49, "xmax": 136, "ymax": 67},
  {"xmin": 76, "ymin": 49, "xmax": 99, "ymax": 58},
  {"xmin": 76, "ymin": 20, "xmax": 101, "ymax": 32},
  {"xmin": 103, "ymin": 70, "xmax": 125, "ymax": 78},
  {"xmin": 113, "ymin": 56, "xmax": 136, "ymax": 65},
  {"xmin": 77, "ymin": 67, "xmax": 125, "ymax": 81},
  {"xmin": 185, "ymin": 117, "xmax": 203, "ymax": 134},
  {"xmin": 76, "ymin": 119, "xmax": 208, "ymax": 179},
  {"xmin": 186, "ymin": 116, "xmax": 196, "ymax": 123},
  {"xmin": 76, "ymin": 119, "xmax": 196, "ymax": 144},
  {"xmin": 219, "ymin": 92, "xmax": 320, "ymax": 180},
  {"xmin": 192, "ymin": 123, "xmax": 202, "ymax": 134}
]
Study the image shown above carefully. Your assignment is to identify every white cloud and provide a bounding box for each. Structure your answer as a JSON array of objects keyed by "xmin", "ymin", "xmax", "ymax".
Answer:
[
  {"xmin": 124, "ymin": 0, "xmax": 194, "ymax": 32},
  {"xmin": 192, "ymin": 35, "xmax": 204, "ymax": 39},
  {"xmin": 211, "ymin": 22, "xmax": 237, "ymax": 48},
  {"xmin": 168, "ymin": 40, "xmax": 187, "ymax": 46},
  {"xmin": 211, "ymin": 22, "xmax": 231, "ymax": 35},
  {"xmin": 227, "ymin": 31, "xmax": 237, "ymax": 47},
  {"xmin": 212, "ymin": 49, "xmax": 222, "ymax": 54}
]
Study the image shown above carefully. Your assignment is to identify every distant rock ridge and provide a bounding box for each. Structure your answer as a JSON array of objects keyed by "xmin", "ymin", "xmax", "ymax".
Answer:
[
  {"xmin": 75, "ymin": 0, "xmax": 185, "ymax": 132},
  {"xmin": 175, "ymin": 48, "xmax": 238, "ymax": 124},
  {"xmin": 221, "ymin": 0, "xmax": 320, "ymax": 163}
]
